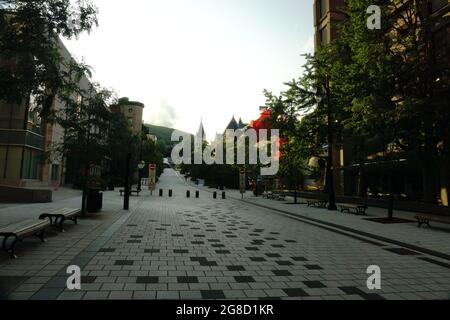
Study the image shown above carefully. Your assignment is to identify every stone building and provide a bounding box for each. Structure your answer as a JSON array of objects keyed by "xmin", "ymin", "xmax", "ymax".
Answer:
[
  {"xmin": 110, "ymin": 98, "xmax": 145, "ymax": 134},
  {"xmin": 0, "ymin": 40, "xmax": 92, "ymax": 191}
]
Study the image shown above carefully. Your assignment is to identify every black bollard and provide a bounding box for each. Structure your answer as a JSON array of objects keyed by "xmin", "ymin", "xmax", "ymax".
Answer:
[
  {"xmin": 169, "ymin": 190, "xmax": 173, "ymax": 197},
  {"xmin": 222, "ymin": 192, "xmax": 226, "ymax": 199},
  {"xmin": 159, "ymin": 189, "xmax": 163, "ymax": 197},
  {"xmin": 196, "ymin": 191, "xmax": 199, "ymax": 198},
  {"xmin": 187, "ymin": 190, "xmax": 190, "ymax": 198},
  {"xmin": 213, "ymin": 192, "xmax": 217, "ymax": 199}
]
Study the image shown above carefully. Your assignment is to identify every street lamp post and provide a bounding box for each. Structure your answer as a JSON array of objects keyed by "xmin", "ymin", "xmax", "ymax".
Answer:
[
  {"xmin": 315, "ymin": 75, "xmax": 337, "ymax": 211},
  {"xmin": 124, "ymin": 152, "xmax": 131, "ymax": 210},
  {"xmin": 324, "ymin": 75, "xmax": 337, "ymax": 211}
]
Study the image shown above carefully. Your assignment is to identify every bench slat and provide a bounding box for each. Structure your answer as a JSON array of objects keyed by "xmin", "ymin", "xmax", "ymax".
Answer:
[
  {"xmin": 45, "ymin": 208, "xmax": 80, "ymax": 217},
  {"xmin": 415, "ymin": 215, "xmax": 450, "ymax": 223},
  {"xmin": 0, "ymin": 219, "xmax": 50, "ymax": 236}
]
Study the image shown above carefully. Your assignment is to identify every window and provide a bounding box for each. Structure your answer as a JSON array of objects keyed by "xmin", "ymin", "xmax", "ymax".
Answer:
[
  {"xmin": 51, "ymin": 164, "xmax": 59, "ymax": 182},
  {"xmin": 6, "ymin": 147, "xmax": 24, "ymax": 180},
  {"xmin": 22, "ymin": 148, "xmax": 41, "ymax": 180},
  {"xmin": 433, "ymin": 26, "xmax": 449, "ymax": 63},
  {"xmin": 28, "ymin": 94, "xmax": 42, "ymax": 134},
  {"xmin": 128, "ymin": 117, "xmax": 134, "ymax": 126},
  {"xmin": 320, "ymin": 26, "xmax": 329, "ymax": 45},
  {"xmin": 431, "ymin": 0, "xmax": 447, "ymax": 13},
  {"xmin": 0, "ymin": 146, "xmax": 6, "ymax": 179},
  {"xmin": 317, "ymin": 0, "xmax": 328, "ymax": 19}
]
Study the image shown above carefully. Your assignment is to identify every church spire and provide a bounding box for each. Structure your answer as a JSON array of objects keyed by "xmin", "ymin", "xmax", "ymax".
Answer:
[{"xmin": 196, "ymin": 119, "xmax": 206, "ymax": 140}]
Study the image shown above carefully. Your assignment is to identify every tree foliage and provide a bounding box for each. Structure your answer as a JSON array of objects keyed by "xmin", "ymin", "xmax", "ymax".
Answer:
[{"xmin": 0, "ymin": 0, "xmax": 98, "ymax": 115}]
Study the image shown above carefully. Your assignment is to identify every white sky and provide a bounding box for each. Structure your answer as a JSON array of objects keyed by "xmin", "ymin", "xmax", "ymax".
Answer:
[{"xmin": 63, "ymin": 0, "xmax": 314, "ymax": 140}]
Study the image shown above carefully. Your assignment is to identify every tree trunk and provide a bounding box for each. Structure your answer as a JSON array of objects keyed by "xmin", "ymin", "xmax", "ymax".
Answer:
[
  {"xmin": 421, "ymin": 161, "xmax": 438, "ymax": 205},
  {"xmin": 388, "ymin": 173, "xmax": 394, "ymax": 220},
  {"xmin": 358, "ymin": 169, "xmax": 367, "ymax": 198},
  {"xmin": 81, "ymin": 161, "xmax": 89, "ymax": 216},
  {"xmin": 439, "ymin": 162, "xmax": 449, "ymax": 206},
  {"xmin": 294, "ymin": 176, "xmax": 298, "ymax": 204}
]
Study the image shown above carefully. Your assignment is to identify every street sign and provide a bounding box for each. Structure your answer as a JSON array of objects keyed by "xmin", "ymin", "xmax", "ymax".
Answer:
[
  {"xmin": 239, "ymin": 168, "xmax": 246, "ymax": 195},
  {"xmin": 149, "ymin": 164, "xmax": 156, "ymax": 191}
]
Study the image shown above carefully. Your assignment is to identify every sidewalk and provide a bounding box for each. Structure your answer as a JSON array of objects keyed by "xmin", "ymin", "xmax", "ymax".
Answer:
[
  {"xmin": 186, "ymin": 180, "xmax": 450, "ymax": 257},
  {"xmin": 1, "ymin": 170, "xmax": 450, "ymax": 300},
  {"xmin": 0, "ymin": 189, "xmax": 121, "ymax": 227}
]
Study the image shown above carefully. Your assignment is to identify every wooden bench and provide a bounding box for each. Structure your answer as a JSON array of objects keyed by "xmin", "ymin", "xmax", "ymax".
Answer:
[
  {"xmin": 339, "ymin": 203, "xmax": 368, "ymax": 216},
  {"xmin": 307, "ymin": 200, "xmax": 328, "ymax": 208},
  {"xmin": 262, "ymin": 191, "xmax": 274, "ymax": 199},
  {"xmin": 415, "ymin": 214, "xmax": 450, "ymax": 228},
  {"xmin": 39, "ymin": 208, "xmax": 81, "ymax": 232},
  {"xmin": 119, "ymin": 190, "xmax": 140, "ymax": 197},
  {"xmin": 0, "ymin": 219, "xmax": 50, "ymax": 259},
  {"xmin": 272, "ymin": 194, "xmax": 286, "ymax": 201}
]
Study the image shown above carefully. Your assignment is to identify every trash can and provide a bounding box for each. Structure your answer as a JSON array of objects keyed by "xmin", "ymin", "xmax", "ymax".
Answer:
[{"xmin": 87, "ymin": 189, "xmax": 103, "ymax": 213}]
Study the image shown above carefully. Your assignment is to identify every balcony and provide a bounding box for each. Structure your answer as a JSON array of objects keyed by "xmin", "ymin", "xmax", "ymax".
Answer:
[{"xmin": 0, "ymin": 129, "xmax": 45, "ymax": 150}]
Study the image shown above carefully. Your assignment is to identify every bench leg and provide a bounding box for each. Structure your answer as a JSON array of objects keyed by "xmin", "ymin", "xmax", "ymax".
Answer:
[
  {"xmin": 57, "ymin": 216, "xmax": 66, "ymax": 232},
  {"xmin": 71, "ymin": 216, "xmax": 78, "ymax": 225},
  {"xmin": 417, "ymin": 219, "xmax": 430, "ymax": 228},
  {"xmin": 39, "ymin": 214, "xmax": 56, "ymax": 226},
  {"xmin": 2, "ymin": 235, "xmax": 18, "ymax": 259},
  {"xmin": 35, "ymin": 230, "xmax": 47, "ymax": 243}
]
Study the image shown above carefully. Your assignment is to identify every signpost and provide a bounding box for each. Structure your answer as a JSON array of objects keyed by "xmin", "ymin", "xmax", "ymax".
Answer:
[
  {"xmin": 149, "ymin": 164, "xmax": 156, "ymax": 195},
  {"xmin": 239, "ymin": 168, "xmax": 246, "ymax": 199}
]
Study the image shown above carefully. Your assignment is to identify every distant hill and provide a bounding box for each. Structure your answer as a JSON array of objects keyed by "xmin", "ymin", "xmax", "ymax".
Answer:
[{"xmin": 145, "ymin": 124, "xmax": 192, "ymax": 157}]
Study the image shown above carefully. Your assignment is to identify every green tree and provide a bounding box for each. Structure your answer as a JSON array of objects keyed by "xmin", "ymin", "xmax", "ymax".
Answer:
[
  {"xmin": 55, "ymin": 81, "xmax": 113, "ymax": 214},
  {"xmin": 141, "ymin": 137, "xmax": 164, "ymax": 180},
  {"xmin": 0, "ymin": 0, "xmax": 98, "ymax": 116},
  {"xmin": 106, "ymin": 111, "xmax": 139, "ymax": 187},
  {"xmin": 263, "ymin": 89, "xmax": 305, "ymax": 203}
]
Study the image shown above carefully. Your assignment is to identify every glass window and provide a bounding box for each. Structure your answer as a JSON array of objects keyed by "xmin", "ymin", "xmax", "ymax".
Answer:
[
  {"xmin": 318, "ymin": 0, "xmax": 328, "ymax": 18},
  {"xmin": 51, "ymin": 164, "xmax": 59, "ymax": 182},
  {"xmin": 320, "ymin": 26, "xmax": 329, "ymax": 45},
  {"xmin": 431, "ymin": 0, "xmax": 447, "ymax": 13},
  {"xmin": 21, "ymin": 148, "xmax": 41, "ymax": 180},
  {"xmin": 0, "ymin": 146, "xmax": 6, "ymax": 179},
  {"xmin": 433, "ymin": 27, "xmax": 448, "ymax": 62},
  {"xmin": 6, "ymin": 147, "xmax": 23, "ymax": 180}
]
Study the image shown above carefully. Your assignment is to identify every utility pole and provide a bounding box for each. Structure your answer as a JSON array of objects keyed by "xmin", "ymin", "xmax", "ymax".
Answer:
[{"xmin": 325, "ymin": 75, "xmax": 337, "ymax": 211}]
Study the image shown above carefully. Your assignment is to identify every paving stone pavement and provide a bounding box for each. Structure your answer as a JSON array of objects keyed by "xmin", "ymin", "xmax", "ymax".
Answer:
[{"xmin": 1, "ymin": 169, "xmax": 450, "ymax": 300}]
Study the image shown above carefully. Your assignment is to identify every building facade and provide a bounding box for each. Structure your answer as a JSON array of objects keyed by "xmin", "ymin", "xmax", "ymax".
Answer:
[
  {"xmin": 314, "ymin": 0, "xmax": 346, "ymax": 50},
  {"xmin": 312, "ymin": 0, "xmax": 450, "ymax": 204},
  {"xmin": 110, "ymin": 98, "xmax": 145, "ymax": 134},
  {"xmin": 0, "ymin": 40, "xmax": 92, "ymax": 189}
]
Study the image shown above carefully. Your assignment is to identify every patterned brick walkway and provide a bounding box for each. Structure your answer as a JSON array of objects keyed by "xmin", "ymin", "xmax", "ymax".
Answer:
[{"xmin": 1, "ymin": 169, "xmax": 449, "ymax": 300}]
